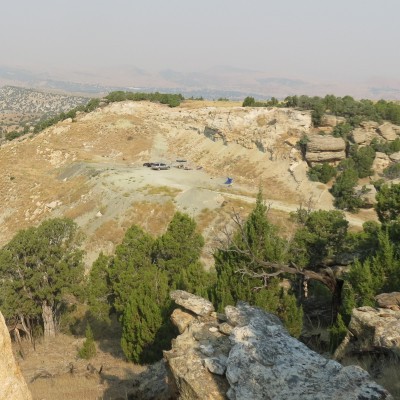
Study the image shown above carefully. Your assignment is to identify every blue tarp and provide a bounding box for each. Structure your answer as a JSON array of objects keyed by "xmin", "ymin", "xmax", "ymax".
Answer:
[{"xmin": 224, "ymin": 177, "xmax": 233, "ymax": 185}]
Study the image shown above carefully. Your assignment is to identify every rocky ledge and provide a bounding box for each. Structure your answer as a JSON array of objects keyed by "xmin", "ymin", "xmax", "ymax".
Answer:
[
  {"xmin": 335, "ymin": 303, "xmax": 400, "ymax": 360},
  {"xmin": 0, "ymin": 311, "xmax": 32, "ymax": 400},
  {"xmin": 165, "ymin": 291, "xmax": 392, "ymax": 400}
]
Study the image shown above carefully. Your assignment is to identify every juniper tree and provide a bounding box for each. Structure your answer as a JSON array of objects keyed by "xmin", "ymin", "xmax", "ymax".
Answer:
[
  {"xmin": 109, "ymin": 225, "xmax": 154, "ymax": 315},
  {"xmin": 87, "ymin": 253, "xmax": 112, "ymax": 322},
  {"xmin": 0, "ymin": 218, "xmax": 84, "ymax": 338},
  {"xmin": 214, "ymin": 190, "xmax": 303, "ymax": 336},
  {"xmin": 153, "ymin": 211, "xmax": 210, "ymax": 295},
  {"xmin": 120, "ymin": 265, "xmax": 172, "ymax": 363}
]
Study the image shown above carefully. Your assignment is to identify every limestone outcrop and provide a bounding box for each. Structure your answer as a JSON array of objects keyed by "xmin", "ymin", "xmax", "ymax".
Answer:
[
  {"xmin": 389, "ymin": 151, "xmax": 400, "ymax": 163},
  {"xmin": 335, "ymin": 306, "xmax": 400, "ymax": 361},
  {"xmin": 320, "ymin": 114, "xmax": 346, "ymax": 128},
  {"xmin": 201, "ymin": 107, "xmax": 312, "ymax": 151},
  {"xmin": 0, "ymin": 311, "xmax": 32, "ymax": 400},
  {"xmin": 375, "ymin": 292, "xmax": 400, "ymax": 310},
  {"xmin": 351, "ymin": 121, "xmax": 400, "ymax": 145},
  {"xmin": 378, "ymin": 123, "xmax": 400, "ymax": 141},
  {"xmin": 305, "ymin": 135, "xmax": 346, "ymax": 164},
  {"xmin": 165, "ymin": 291, "xmax": 392, "ymax": 400},
  {"xmin": 372, "ymin": 152, "xmax": 391, "ymax": 174}
]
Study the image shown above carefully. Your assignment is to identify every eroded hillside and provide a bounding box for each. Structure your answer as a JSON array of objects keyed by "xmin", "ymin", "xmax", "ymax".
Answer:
[{"xmin": 0, "ymin": 100, "xmax": 372, "ymax": 265}]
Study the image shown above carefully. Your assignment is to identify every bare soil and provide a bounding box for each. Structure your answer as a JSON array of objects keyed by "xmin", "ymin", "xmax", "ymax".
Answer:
[{"xmin": 15, "ymin": 332, "xmax": 146, "ymax": 400}]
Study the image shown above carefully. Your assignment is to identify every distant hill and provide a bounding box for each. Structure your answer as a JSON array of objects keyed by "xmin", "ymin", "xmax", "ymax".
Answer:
[
  {"xmin": 0, "ymin": 86, "xmax": 89, "ymax": 115},
  {"xmin": 3, "ymin": 64, "xmax": 400, "ymax": 101},
  {"xmin": 0, "ymin": 86, "xmax": 90, "ymax": 136}
]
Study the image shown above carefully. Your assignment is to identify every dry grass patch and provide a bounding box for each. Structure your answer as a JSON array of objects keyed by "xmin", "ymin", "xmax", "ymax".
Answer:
[
  {"xmin": 91, "ymin": 220, "xmax": 125, "ymax": 245},
  {"xmin": 141, "ymin": 184, "xmax": 182, "ymax": 197},
  {"xmin": 64, "ymin": 200, "xmax": 97, "ymax": 220},
  {"xmin": 122, "ymin": 200, "xmax": 176, "ymax": 236},
  {"xmin": 196, "ymin": 208, "xmax": 219, "ymax": 232},
  {"xmin": 29, "ymin": 374, "xmax": 103, "ymax": 400},
  {"xmin": 180, "ymin": 100, "xmax": 241, "ymax": 109}
]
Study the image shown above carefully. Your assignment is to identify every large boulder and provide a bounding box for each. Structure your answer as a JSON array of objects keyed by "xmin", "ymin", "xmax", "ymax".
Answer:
[
  {"xmin": 372, "ymin": 152, "xmax": 391, "ymax": 174},
  {"xmin": 378, "ymin": 123, "xmax": 399, "ymax": 142},
  {"xmin": 0, "ymin": 312, "xmax": 32, "ymax": 400},
  {"xmin": 165, "ymin": 291, "xmax": 392, "ymax": 400},
  {"xmin": 389, "ymin": 152, "xmax": 400, "ymax": 163},
  {"xmin": 306, "ymin": 135, "xmax": 346, "ymax": 164},
  {"xmin": 320, "ymin": 114, "xmax": 346, "ymax": 128},
  {"xmin": 335, "ymin": 306, "xmax": 400, "ymax": 360},
  {"xmin": 170, "ymin": 290, "xmax": 214, "ymax": 316},
  {"xmin": 307, "ymin": 135, "xmax": 346, "ymax": 152},
  {"xmin": 375, "ymin": 292, "xmax": 400, "ymax": 310},
  {"xmin": 352, "ymin": 127, "xmax": 380, "ymax": 145}
]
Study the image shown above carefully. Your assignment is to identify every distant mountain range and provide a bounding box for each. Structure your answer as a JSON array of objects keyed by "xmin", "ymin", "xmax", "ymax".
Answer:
[{"xmin": 1, "ymin": 64, "xmax": 400, "ymax": 100}]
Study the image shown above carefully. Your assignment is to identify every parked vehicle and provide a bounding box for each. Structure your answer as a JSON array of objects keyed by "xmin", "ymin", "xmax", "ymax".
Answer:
[
  {"xmin": 143, "ymin": 162, "xmax": 155, "ymax": 167},
  {"xmin": 151, "ymin": 163, "xmax": 170, "ymax": 170}
]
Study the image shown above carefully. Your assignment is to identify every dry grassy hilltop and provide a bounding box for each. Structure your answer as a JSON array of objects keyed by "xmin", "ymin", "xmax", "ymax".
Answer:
[{"xmin": 0, "ymin": 99, "xmax": 375, "ymax": 267}]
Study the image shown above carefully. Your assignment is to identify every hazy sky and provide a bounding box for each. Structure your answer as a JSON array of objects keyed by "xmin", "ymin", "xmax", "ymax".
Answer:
[{"xmin": 1, "ymin": 0, "xmax": 399, "ymax": 82}]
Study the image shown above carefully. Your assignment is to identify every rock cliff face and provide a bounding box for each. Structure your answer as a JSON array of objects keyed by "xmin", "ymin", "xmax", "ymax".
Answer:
[
  {"xmin": 0, "ymin": 311, "xmax": 32, "ymax": 400},
  {"xmin": 188, "ymin": 106, "xmax": 312, "ymax": 157},
  {"xmin": 165, "ymin": 291, "xmax": 392, "ymax": 400},
  {"xmin": 305, "ymin": 135, "xmax": 346, "ymax": 164}
]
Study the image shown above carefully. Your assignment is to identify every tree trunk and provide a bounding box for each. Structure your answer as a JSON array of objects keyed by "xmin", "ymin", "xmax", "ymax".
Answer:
[
  {"xmin": 331, "ymin": 279, "xmax": 344, "ymax": 325},
  {"xmin": 42, "ymin": 301, "xmax": 56, "ymax": 338},
  {"xmin": 19, "ymin": 315, "xmax": 32, "ymax": 343}
]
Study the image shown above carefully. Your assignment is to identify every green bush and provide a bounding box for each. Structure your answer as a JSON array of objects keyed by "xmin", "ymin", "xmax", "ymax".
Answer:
[
  {"xmin": 383, "ymin": 163, "xmax": 400, "ymax": 179},
  {"xmin": 370, "ymin": 138, "xmax": 400, "ymax": 155},
  {"xmin": 78, "ymin": 324, "xmax": 96, "ymax": 359},
  {"xmin": 307, "ymin": 163, "xmax": 337, "ymax": 183},
  {"xmin": 350, "ymin": 146, "xmax": 376, "ymax": 178},
  {"xmin": 330, "ymin": 169, "xmax": 363, "ymax": 212},
  {"xmin": 329, "ymin": 314, "xmax": 347, "ymax": 353},
  {"xmin": 105, "ymin": 91, "xmax": 184, "ymax": 107},
  {"xmin": 242, "ymin": 96, "xmax": 255, "ymax": 107},
  {"xmin": 332, "ymin": 123, "xmax": 353, "ymax": 139}
]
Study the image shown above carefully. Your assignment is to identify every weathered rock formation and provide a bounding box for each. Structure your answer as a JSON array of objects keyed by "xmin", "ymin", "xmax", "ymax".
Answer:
[
  {"xmin": 351, "ymin": 121, "xmax": 380, "ymax": 145},
  {"xmin": 320, "ymin": 114, "xmax": 346, "ymax": 128},
  {"xmin": 389, "ymin": 151, "xmax": 400, "ymax": 163},
  {"xmin": 372, "ymin": 152, "xmax": 391, "ymax": 174},
  {"xmin": 198, "ymin": 107, "xmax": 312, "ymax": 157},
  {"xmin": 165, "ymin": 291, "xmax": 392, "ymax": 399},
  {"xmin": 378, "ymin": 123, "xmax": 400, "ymax": 142},
  {"xmin": 305, "ymin": 135, "xmax": 346, "ymax": 164},
  {"xmin": 375, "ymin": 292, "xmax": 400, "ymax": 310},
  {"xmin": 352, "ymin": 121, "xmax": 400, "ymax": 145},
  {"xmin": 335, "ymin": 306, "xmax": 400, "ymax": 360},
  {"xmin": 0, "ymin": 311, "xmax": 32, "ymax": 400}
]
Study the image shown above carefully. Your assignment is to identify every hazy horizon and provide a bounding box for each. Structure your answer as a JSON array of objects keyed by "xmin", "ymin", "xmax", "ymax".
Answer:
[{"xmin": 1, "ymin": 0, "xmax": 400, "ymax": 98}]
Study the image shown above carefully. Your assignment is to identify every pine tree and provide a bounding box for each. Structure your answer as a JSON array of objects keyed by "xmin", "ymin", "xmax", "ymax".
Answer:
[
  {"xmin": 346, "ymin": 259, "xmax": 375, "ymax": 306},
  {"xmin": 120, "ymin": 265, "xmax": 172, "ymax": 363},
  {"xmin": 214, "ymin": 189, "xmax": 303, "ymax": 334},
  {"xmin": 87, "ymin": 253, "xmax": 112, "ymax": 322},
  {"xmin": 109, "ymin": 225, "xmax": 154, "ymax": 314},
  {"xmin": 153, "ymin": 212, "xmax": 209, "ymax": 295},
  {"xmin": 78, "ymin": 324, "xmax": 96, "ymax": 359}
]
